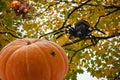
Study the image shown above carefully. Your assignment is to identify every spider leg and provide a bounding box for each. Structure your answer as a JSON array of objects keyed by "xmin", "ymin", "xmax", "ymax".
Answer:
[
  {"xmin": 54, "ymin": 30, "xmax": 64, "ymax": 35},
  {"xmin": 90, "ymin": 27, "xmax": 105, "ymax": 34},
  {"xmin": 89, "ymin": 34, "xmax": 99, "ymax": 45},
  {"xmin": 55, "ymin": 25, "xmax": 74, "ymax": 39}
]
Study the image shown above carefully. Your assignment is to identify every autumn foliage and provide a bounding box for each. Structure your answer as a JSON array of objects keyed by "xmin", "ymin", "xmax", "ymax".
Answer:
[{"xmin": 0, "ymin": 0, "xmax": 120, "ymax": 80}]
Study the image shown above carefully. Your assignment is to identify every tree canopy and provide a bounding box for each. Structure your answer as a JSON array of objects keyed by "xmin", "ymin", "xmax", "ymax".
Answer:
[{"xmin": 0, "ymin": 0, "xmax": 120, "ymax": 80}]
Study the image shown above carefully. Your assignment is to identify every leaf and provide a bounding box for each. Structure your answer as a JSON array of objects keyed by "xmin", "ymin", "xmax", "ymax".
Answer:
[
  {"xmin": 96, "ymin": 73, "xmax": 102, "ymax": 79},
  {"xmin": 77, "ymin": 69, "xmax": 84, "ymax": 74},
  {"xmin": 99, "ymin": 49, "xmax": 106, "ymax": 55},
  {"xmin": 72, "ymin": 55, "xmax": 80, "ymax": 63},
  {"xmin": 6, "ymin": 16, "xmax": 13, "ymax": 27},
  {"xmin": 86, "ymin": 40, "xmax": 91, "ymax": 45},
  {"xmin": 104, "ymin": 69, "xmax": 111, "ymax": 76},
  {"xmin": 0, "ymin": 1, "xmax": 6, "ymax": 12},
  {"xmin": 56, "ymin": 35, "xmax": 69, "ymax": 46},
  {"xmin": 103, "ymin": 41, "xmax": 109, "ymax": 48},
  {"xmin": 91, "ymin": 46, "xmax": 99, "ymax": 52},
  {"xmin": 83, "ymin": 53, "xmax": 90, "ymax": 60},
  {"xmin": 70, "ymin": 63, "xmax": 77, "ymax": 72}
]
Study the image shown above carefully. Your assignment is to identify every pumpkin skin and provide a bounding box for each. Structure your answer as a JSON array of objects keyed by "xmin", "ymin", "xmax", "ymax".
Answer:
[{"xmin": 0, "ymin": 38, "xmax": 68, "ymax": 80}]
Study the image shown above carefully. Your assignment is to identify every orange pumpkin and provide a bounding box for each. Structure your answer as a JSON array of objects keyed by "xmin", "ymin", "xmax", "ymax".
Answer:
[
  {"xmin": 11, "ymin": 0, "xmax": 21, "ymax": 10},
  {"xmin": 0, "ymin": 38, "xmax": 68, "ymax": 80}
]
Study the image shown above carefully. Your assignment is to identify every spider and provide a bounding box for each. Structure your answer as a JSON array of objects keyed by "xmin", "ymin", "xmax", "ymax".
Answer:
[
  {"xmin": 55, "ymin": 20, "xmax": 104, "ymax": 45},
  {"xmin": 65, "ymin": 20, "xmax": 91, "ymax": 39}
]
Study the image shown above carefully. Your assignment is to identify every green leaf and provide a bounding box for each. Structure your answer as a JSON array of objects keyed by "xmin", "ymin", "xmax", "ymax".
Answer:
[
  {"xmin": 6, "ymin": 16, "xmax": 13, "ymax": 27},
  {"xmin": 0, "ymin": 1, "xmax": 6, "ymax": 12},
  {"xmin": 77, "ymin": 69, "xmax": 84, "ymax": 74}
]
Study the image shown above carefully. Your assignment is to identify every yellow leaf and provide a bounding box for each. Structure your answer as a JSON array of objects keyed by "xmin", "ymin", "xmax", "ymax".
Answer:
[
  {"xmin": 104, "ymin": 69, "xmax": 111, "ymax": 76},
  {"xmin": 106, "ymin": 59, "xmax": 113, "ymax": 64},
  {"xmin": 103, "ymin": 41, "xmax": 109, "ymax": 48},
  {"xmin": 86, "ymin": 40, "xmax": 91, "ymax": 45},
  {"xmin": 91, "ymin": 46, "xmax": 99, "ymax": 51},
  {"xmin": 56, "ymin": 35, "xmax": 69, "ymax": 46},
  {"xmin": 96, "ymin": 59, "xmax": 101, "ymax": 64},
  {"xmin": 70, "ymin": 64, "xmax": 77, "ymax": 72},
  {"xmin": 99, "ymin": 49, "xmax": 106, "ymax": 55},
  {"xmin": 96, "ymin": 73, "xmax": 101, "ymax": 79},
  {"xmin": 72, "ymin": 41, "xmax": 84, "ymax": 50},
  {"xmin": 72, "ymin": 55, "xmax": 80, "ymax": 64},
  {"xmin": 84, "ymin": 53, "xmax": 90, "ymax": 60}
]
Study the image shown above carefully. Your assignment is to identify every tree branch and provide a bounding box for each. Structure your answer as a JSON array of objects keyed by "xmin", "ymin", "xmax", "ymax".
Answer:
[
  {"xmin": 39, "ymin": 0, "xmax": 91, "ymax": 38},
  {"xmin": 96, "ymin": 33, "xmax": 120, "ymax": 39},
  {"xmin": 0, "ymin": 32, "xmax": 20, "ymax": 38},
  {"xmin": 63, "ymin": 32, "xmax": 120, "ymax": 47},
  {"xmin": 61, "ymin": 0, "xmax": 91, "ymax": 28},
  {"xmin": 94, "ymin": 9, "xmax": 119, "ymax": 28},
  {"xmin": 66, "ymin": 32, "xmax": 120, "ymax": 63},
  {"xmin": 86, "ymin": 4, "xmax": 120, "ymax": 9},
  {"xmin": 104, "ymin": 5, "xmax": 120, "ymax": 9}
]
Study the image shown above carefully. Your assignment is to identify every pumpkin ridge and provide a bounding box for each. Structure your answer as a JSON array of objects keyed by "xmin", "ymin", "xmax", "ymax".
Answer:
[
  {"xmin": 34, "ymin": 43, "xmax": 52, "ymax": 80},
  {"xmin": 25, "ymin": 46, "xmax": 30, "ymax": 79},
  {"xmin": 5, "ymin": 46, "xmax": 26, "ymax": 80},
  {"xmin": 48, "ymin": 42, "xmax": 67, "ymax": 76},
  {"xmin": 28, "ymin": 42, "xmax": 52, "ymax": 80},
  {"xmin": 48, "ymin": 42, "xmax": 68, "ymax": 75},
  {"xmin": 41, "ymin": 42, "xmax": 66, "ymax": 80},
  {"xmin": 0, "ymin": 45, "xmax": 23, "ymax": 80}
]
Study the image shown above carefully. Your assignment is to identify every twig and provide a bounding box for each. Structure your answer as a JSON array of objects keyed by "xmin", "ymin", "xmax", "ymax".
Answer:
[
  {"xmin": 0, "ymin": 31, "xmax": 20, "ymax": 38},
  {"xmin": 104, "ymin": 5, "xmax": 120, "ymax": 9},
  {"xmin": 86, "ymin": 4, "xmax": 120, "ymax": 9},
  {"xmin": 69, "ymin": 44, "xmax": 93, "ymax": 63},
  {"xmin": 94, "ymin": 9, "xmax": 119, "ymax": 28}
]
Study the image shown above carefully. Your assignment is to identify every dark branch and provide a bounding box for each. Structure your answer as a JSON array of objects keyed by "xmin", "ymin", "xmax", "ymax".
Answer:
[
  {"xmin": 94, "ymin": 9, "xmax": 119, "ymax": 28},
  {"xmin": 69, "ymin": 32, "xmax": 120, "ymax": 63},
  {"xmin": 0, "ymin": 32, "xmax": 20, "ymax": 38},
  {"xmin": 86, "ymin": 4, "xmax": 120, "ymax": 9},
  {"xmin": 104, "ymin": 5, "xmax": 120, "ymax": 9},
  {"xmin": 61, "ymin": 0, "xmax": 91, "ymax": 28},
  {"xmin": 96, "ymin": 33, "xmax": 120, "ymax": 39},
  {"xmin": 63, "ymin": 32, "xmax": 120, "ymax": 47},
  {"xmin": 39, "ymin": 0, "xmax": 91, "ymax": 38}
]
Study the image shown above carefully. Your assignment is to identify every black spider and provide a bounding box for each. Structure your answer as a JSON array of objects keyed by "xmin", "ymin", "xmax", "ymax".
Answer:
[
  {"xmin": 55, "ymin": 19, "xmax": 104, "ymax": 45},
  {"xmin": 65, "ymin": 20, "xmax": 91, "ymax": 39}
]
